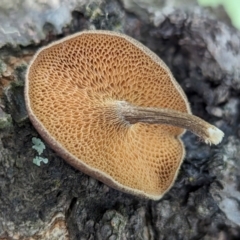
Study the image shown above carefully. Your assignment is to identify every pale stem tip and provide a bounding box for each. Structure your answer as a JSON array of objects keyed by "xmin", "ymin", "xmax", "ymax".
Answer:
[{"xmin": 205, "ymin": 127, "xmax": 224, "ymax": 145}]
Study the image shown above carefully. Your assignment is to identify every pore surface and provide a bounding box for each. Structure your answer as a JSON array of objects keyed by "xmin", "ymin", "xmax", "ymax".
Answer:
[{"xmin": 27, "ymin": 32, "xmax": 189, "ymax": 197}]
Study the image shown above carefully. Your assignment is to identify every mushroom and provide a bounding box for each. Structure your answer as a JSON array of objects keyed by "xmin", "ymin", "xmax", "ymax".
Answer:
[{"xmin": 25, "ymin": 30, "xmax": 224, "ymax": 200}]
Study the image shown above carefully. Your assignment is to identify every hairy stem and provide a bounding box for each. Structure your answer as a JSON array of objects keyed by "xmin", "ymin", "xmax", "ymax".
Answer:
[{"xmin": 116, "ymin": 101, "xmax": 224, "ymax": 145}]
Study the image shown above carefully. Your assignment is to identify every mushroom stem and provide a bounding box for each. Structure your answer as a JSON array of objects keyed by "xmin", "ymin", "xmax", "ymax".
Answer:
[{"xmin": 117, "ymin": 101, "xmax": 224, "ymax": 145}]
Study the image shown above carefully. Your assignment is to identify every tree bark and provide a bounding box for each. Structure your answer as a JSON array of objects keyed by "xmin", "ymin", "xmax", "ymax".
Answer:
[{"xmin": 0, "ymin": 0, "xmax": 240, "ymax": 239}]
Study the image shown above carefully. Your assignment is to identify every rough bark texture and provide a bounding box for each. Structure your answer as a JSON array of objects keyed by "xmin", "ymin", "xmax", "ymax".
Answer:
[{"xmin": 0, "ymin": 0, "xmax": 240, "ymax": 239}]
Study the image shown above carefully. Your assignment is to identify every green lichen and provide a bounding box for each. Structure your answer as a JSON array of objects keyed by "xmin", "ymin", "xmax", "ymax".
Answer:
[
  {"xmin": 32, "ymin": 137, "xmax": 46, "ymax": 155},
  {"xmin": 32, "ymin": 137, "xmax": 49, "ymax": 166},
  {"xmin": 86, "ymin": 2, "xmax": 104, "ymax": 22},
  {"xmin": 33, "ymin": 156, "xmax": 49, "ymax": 166}
]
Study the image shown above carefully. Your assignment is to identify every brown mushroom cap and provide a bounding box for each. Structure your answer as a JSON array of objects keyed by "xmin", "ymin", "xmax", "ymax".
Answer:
[{"xmin": 25, "ymin": 30, "xmax": 192, "ymax": 200}]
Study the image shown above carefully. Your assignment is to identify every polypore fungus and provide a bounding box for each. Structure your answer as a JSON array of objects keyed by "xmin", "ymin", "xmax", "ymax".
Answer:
[{"xmin": 25, "ymin": 30, "xmax": 224, "ymax": 200}]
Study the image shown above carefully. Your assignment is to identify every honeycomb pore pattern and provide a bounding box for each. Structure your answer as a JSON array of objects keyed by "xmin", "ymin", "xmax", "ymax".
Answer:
[{"xmin": 25, "ymin": 31, "xmax": 190, "ymax": 200}]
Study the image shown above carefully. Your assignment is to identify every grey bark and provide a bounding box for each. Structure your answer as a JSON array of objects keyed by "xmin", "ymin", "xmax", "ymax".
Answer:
[{"xmin": 0, "ymin": 0, "xmax": 240, "ymax": 239}]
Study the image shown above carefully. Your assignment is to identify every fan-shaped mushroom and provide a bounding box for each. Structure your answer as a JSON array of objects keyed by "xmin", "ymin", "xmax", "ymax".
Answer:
[{"xmin": 25, "ymin": 30, "xmax": 224, "ymax": 200}]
